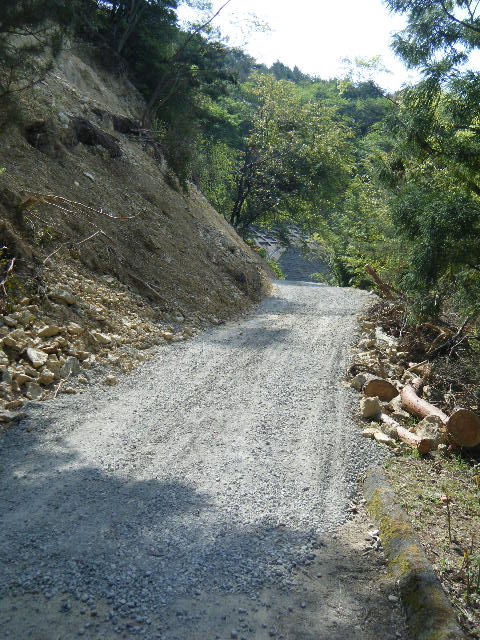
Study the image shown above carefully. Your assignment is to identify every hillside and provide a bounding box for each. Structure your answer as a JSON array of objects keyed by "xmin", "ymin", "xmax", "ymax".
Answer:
[{"xmin": 0, "ymin": 46, "xmax": 270, "ymax": 407}]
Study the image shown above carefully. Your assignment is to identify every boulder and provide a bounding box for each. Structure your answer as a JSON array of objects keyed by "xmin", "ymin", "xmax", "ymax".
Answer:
[
  {"xmin": 374, "ymin": 432, "xmax": 397, "ymax": 447},
  {"xmin": 60, "ymin": 356, "xmax": 81, "ymax": 378},
  {"xmin": 38, "ymin": 369, "xmax": 55, "ymax": 385},
  {"xmin": 26, "ymin": 347, "xmax": 48, "ymax": 369},
  {"xmin": 360, "ymin": 396, "xmax": 381, "ymax": 419},
  {"xmin": 351, "ymin": 373, "xmax": 367, "ymax": 392},
  {"xmin": 25, "ymin": 382, "xmax": 43, "ymax": 401},
  {"xmin": 50, "ymin": 288, "xmax": 76, "ymax": 305},
  {"xmin": 414, "ymin": 415, "xmax": 447, "ymax": 447},
  {"xmin": 38, "ymin": 325, "xmax": 61, "ymax": 338}
]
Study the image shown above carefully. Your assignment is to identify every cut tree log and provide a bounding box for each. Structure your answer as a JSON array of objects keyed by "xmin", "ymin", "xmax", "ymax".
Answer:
[
  {"xmin": 447, "ymin": 409, "xmax": 480, "ymax": 449},
  {"xmin": 379, "ymin": 412, "xmax": 434, "ymax": 455},
  {"xmin": 401, "ymin": 378, "xmax": 480, "ymax": 448},
  {"xmin": 400, "ymin": 378, "xmax": 448, "ymax": 422},
  {"xmin": 363, "ymin": 375, "xmax": 398, "ymax": 402}
]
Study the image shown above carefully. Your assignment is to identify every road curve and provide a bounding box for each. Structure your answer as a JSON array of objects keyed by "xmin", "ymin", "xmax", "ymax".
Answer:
[{"xmin": 0, "ymin": 282, "xmax": 406, "ymax": 640}]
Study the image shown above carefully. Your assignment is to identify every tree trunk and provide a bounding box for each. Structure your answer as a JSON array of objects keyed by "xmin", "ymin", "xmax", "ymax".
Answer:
[
  {"xmin": 400, "ymin": 378, "xmax": 448, "ymax": 422},
  {"xmin": 401, "ymin": 378, "xmax": 480, "ymax": 448},
  {"xmin": 447, "ymin": 409, "xmax": 480, "ymax": 448},
  {"xmin": 379, "ymin": 413, "xmax": 434, "ymax": 454},
  {"xmin": 363, "ymin": 375, "xmax": 398, "ymax": 402}
]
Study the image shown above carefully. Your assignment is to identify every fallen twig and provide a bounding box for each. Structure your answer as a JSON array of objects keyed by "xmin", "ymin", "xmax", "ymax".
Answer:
[
  {"xmin": 43, "ymin": 230, "xmax": 105, "ymax": 264},
  {"xmin": 0, "ymin": 256, "xmax": 16, "ymax": 296}
]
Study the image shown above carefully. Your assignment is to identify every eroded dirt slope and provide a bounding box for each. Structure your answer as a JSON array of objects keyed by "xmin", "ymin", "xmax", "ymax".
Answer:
[{"xmin": 0, "ymin": 45, "xmax": 269, "ymax": 405}]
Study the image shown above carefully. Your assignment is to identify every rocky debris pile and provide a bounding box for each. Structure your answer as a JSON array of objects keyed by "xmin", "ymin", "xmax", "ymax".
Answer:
[
  {"xmin": 0, "ymin": 263, "xmax": 208, "ymax": 424},
  {"xmin": 349, "ymin": 316, "xmax": 480, "ymax": 454}
]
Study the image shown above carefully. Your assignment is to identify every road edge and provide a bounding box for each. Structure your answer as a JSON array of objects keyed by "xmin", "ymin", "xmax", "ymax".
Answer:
[{"xmin": 363, "ymin": 466, "xmax": 468, "ymax": 640}]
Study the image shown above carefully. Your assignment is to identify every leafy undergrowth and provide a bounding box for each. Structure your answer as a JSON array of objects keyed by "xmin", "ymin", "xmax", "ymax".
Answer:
[{"xmin": 385, "ymin": 454, "xmax": 480, "ymax": 638}]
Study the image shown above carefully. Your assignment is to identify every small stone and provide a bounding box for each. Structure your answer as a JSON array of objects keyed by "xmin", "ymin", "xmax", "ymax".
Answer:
[
  {"xmin": 25, "ymin": 382, "xmax": 43, "ymax": 401},
  {"xmin": 104, "ymin": 375, "xmax": 118, "ymax": 386},
  {"xmin": 351, "ymin": 373, "xmax": 367, "ymax": 392},
  {"xmin": 5, "ymin": 399, "xmax": 24, "ymax": 410},
  {"xmin": 162, "ymin": 331, "xmax": 174, "ymax": 341},
  {"xmin": 3, "ymin": 329, "xmax": 30, "ymax": 351},
  {"xmin": 60, "ymin": 356, "xmax": 81, "ymax": 378},
  {"xmin": 374, "ymin": 432, "xmax": 396, "ymax": 447},
  {"xmin": 388, "ymin": 595, "xmax": 399, "ymax": 603},
  {"xmin": 38, "ymin": 325, "xmax": 61, "ymax": 338},
  {"xmin": 63, "ymin": 386, "xmax": 77, "ymax": 394},
  {"xmin": 26, "ymin": 347, "xmax": 48, "ymax": 369},
  {"xmin": 360, "ymin": 396, "xmax": 381, "ymax": 418},
  {"xmin": 38, "ymin": 369, "xmax": 55, "ymax": 385},
  {"xmin": 92, "ymin": 331, "xmax": 112, "ymax": 346},
  {"xmin": 0, "ymin": 410, "xmax": 24, "ymax": 423},
  {"xmin": 50, "ymin": 288, "xmax": 76, "ymax": 305},
  {"xmin": 3, "ymin": 315, "xmax": 18, "ymax": 328},
  {"xmin": 83, "ymin": 171, "xmax": 95, "ymax": 182},
  {"xmin": 361, "ymin": 428, "xmax": 380, "ymax": 439},
  {"xmin": 414, "ymin": 415, "xmax": 447, "ymax": 447},
  {"xmin": 358, "ymin": 338, "xmax": 375, "ymax": 350},
  {"xmin": 67, "ymin": 322, "xmax": 83, "ymax": 335},
  {"xmin": 15, "ymin": 373, "xmax": 35, "ymax": 386},
  {"xmin": 0, "ymin": 350, "xmax": 9, "ymax": 368}
]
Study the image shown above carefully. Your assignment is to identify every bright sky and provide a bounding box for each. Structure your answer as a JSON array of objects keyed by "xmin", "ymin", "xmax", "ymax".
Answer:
[{"xmin": 179, "ymin": 0, "xmax": 419, "ymax": 91}]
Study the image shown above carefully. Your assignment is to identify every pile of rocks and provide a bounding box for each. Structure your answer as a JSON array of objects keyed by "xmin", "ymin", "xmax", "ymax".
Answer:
[
  {"xmin": 0, "ymin": 264, "xmax": 199, "ymax": 423},
  {"xmin": 349, "ymin": 317, "xmax": 450, "ymax": 454}
]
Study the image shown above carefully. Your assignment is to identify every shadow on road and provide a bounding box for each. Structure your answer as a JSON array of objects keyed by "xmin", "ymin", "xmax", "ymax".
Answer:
[{"xmin": 0, "ymin": 425, "xmax": 409, "ymax": 640}]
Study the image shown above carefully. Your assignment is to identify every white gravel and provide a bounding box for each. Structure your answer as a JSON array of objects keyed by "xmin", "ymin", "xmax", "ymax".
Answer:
[{"xmin": 0, "ymin": 282, "xmax": 388, "ymax": 639}]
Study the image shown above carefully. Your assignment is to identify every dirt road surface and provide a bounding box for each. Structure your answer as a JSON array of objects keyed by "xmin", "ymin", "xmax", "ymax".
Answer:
[{"xmin": 0, "ymin": 282, "xmax": 409, "ymax": 639}]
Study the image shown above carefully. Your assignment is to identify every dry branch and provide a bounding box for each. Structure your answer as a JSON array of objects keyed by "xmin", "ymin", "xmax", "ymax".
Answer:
[
  {"xmin": 365, "ymin": 265, "xmax": 398, "ymax": 300},
  {"xmin": 0, "ymin": 256, "xmax": 16, "ymax": 296},
  {"xmin": 42, "ymin": 230, "xmax": 105, "ymax": 264},
  {"xmin": 26, "ymin": 193, "xmax": 136, "ymax": 221}
]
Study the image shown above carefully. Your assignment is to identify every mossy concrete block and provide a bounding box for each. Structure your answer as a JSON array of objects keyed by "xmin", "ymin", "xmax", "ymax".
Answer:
[{"xmin": 364, "ymin": 467, "xmax": 467, "ymax": 640}]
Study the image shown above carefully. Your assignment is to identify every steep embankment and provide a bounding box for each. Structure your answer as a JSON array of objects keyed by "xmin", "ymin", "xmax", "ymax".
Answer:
[{"xmin": 0, "ymin": 46, "xmax": 269, "ymax": 407}]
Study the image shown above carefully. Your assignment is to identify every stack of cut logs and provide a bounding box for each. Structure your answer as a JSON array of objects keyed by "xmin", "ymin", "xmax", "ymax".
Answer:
[{"xmin": 351, "ymin": 318, "xmax": 480, "ymax": 454}]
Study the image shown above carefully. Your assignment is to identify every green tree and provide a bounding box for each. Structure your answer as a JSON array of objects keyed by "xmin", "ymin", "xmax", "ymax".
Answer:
[
  {"xmin": 229, "ymin": 74, "xmax": 353, "ymax": 230},
  {"xmin": 0, "ymin": 0, "xmax": 69, "ymax": 98}
]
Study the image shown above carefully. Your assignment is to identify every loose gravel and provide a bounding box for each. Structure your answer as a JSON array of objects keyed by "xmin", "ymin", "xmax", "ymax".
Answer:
[{"xmin": 0, "ymin": 282, "xmax": 393, "ymax": 639}]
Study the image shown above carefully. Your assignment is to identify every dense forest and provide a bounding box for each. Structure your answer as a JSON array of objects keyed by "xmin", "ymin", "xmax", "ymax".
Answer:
[{"xmin": 1, "ymin": 0, "xmax": 480, "ymax": 321}]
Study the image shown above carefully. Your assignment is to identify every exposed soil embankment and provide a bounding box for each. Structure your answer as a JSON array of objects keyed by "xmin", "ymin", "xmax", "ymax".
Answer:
[{"xmin": 0, "ymin": 45, "xmax": 269, "ymax": 408}]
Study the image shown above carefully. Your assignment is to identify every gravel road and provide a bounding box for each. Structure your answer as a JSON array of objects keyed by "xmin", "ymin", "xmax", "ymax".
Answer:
[{"xmin": 0, "ymin": 282, "xmax": 409, "ymax": 639}]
